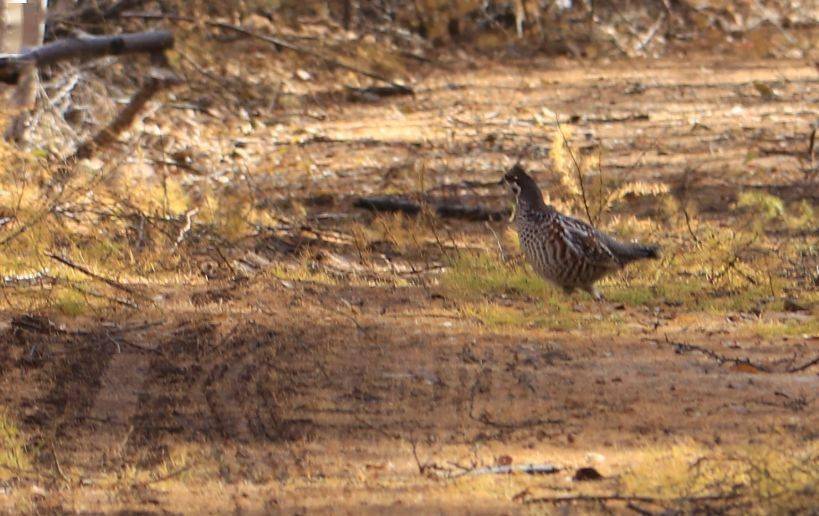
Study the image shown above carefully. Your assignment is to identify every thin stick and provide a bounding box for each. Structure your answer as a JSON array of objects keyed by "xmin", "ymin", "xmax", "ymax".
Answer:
[
  {"xmin": 664, "ymin": 335, "xmax": 769, "ymax": 372},
  {"xmin": 51, "ymin": 440, "xmax": 70, "ymax": 482},
  {"xmin": 138, "ymin": 464, "xmax": 193, "ymax": 486},
  {"xmin": 524, "ymin": 493, "xmax": 739, "ymax": 505},
  {"xmin": 71, "ymin": 71, "xmax": 178, "ymax": 160},
  {"xmin": 554, "ymin": 116, "xmax": 595, "ymax": 226},
  {"xmin": 788, "ymin": 355, "xmax": 819, "ymax": 373},
  {"xmin": 44, "ymin": 252, "xmax": 143, "ymax": 299},
  {"xmin": 121, "ymin": 12, "xmax": 413, "ymax": 94},
  {"xmin": 66, "ymin": 281, "xmax": 139, "ymax": 309}
]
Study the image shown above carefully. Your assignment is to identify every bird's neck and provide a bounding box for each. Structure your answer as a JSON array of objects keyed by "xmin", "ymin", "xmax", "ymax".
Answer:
[{"xmin": 516, "ymin": 194, "xmax": 552, "ymax": 218}]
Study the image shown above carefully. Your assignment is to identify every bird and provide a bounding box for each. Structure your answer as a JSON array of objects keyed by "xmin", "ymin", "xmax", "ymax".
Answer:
[{"xmin": 501, "ymin": 164, "xmax": 659, "ymax": 300}]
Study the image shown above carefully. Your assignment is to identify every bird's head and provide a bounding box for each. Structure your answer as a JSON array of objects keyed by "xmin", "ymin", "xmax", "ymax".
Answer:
[{"xmin": 501, "ymin": 164, "xmax": 544, "ymax": 208}]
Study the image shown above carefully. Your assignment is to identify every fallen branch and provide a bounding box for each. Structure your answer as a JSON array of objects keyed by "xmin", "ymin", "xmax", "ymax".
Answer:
[
  {"xmin": 71, "ymin": 67, "xmax": 181, "ymax": 160},
  {"xmin": 66, "ymin": 281, "xmax": 139, "ymax": 310},
  {"xmin": 121, "ymin": 12, "xmax": 413, "ymax": 94},
  {"xmin": 788, "ymin": 355, "xmax": 819, "ymax": 373},
  {"xmin": 470, "ymin": 410, "xmax": 563, "ymax": 429},
  {"xmin": 450, "ymin": 463, "xmax": 560, "ymax": 478},
  {"xmin": 665, "ymin": 336, "xmax": 770, "ymax": 372},
  {"xmin": 44, "ymin": 252, "xmax": 144, "ymax": 301},
  {"xmin": 0, "ymin": 30, "xmax": 174, "ymax": 84},
  {"xmin": 354, "ymin": 196, "xmax": 509, "ymax": 222},
  {"xmin": 523, "ymin": 492, "xmax": 741, "ymax": 505},
  {"xmin": 1, "ymin": 268, "xmax": 54, "ymax": 287}
]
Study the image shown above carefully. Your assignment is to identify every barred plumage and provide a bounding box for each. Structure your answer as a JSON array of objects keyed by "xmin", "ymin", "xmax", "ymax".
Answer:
[{"xmin": 502, "ymin": 165, "xmax": 659, "ymax": 300}]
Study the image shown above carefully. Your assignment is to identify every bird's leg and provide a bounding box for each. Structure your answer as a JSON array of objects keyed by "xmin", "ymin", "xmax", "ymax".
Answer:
[{"xmin": 583, "ymin": 285, "xmax": 604, "ymax": 302}]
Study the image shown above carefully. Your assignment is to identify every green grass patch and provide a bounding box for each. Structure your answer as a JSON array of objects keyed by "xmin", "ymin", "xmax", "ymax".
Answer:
[
  {"xmin": 52, "ymin": 288, "xmax": 88, "ymax": 317},
  {"xmin": 461, "ymin": 302, "xmax": 580, "ymax": 331},
  {"xmin": 439, "ymin": 252, "xmax": 553, "ymax": 300}
]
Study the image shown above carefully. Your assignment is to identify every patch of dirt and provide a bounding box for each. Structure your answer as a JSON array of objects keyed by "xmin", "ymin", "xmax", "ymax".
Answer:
[{"xmin": 2, "ymin": 277, "xmax": 817, "ymax": 512}]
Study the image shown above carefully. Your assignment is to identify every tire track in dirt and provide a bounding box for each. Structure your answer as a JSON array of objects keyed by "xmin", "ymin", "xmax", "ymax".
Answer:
[
  {"xmin": 199, "ymin": 322, "xmax": 314, "ymax": 443},
  {"xmin": 70, "ymin": 331, "xmax": 159, "ymax": 476}
]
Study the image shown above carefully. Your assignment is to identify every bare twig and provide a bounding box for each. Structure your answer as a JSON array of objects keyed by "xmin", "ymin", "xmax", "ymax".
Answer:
[
  {"xmin": 1, "ymin": 268, "xmax": 53, "ymax": 287},
  {"xmin": 121, "ymin": 12, "xmax": 413, "ymax": 94},
  {"xmin": 554, "ymin": 116, "xmax": 595, "ymax": 226},
  {"xmin": 681, "ymin": 202, "xmax": 701, "ymax": 245},
  {"xmin": 174, "ymin": 208, "xmax": 198, "ymax": 247},
  {"xmin": 664, "ymin": 335, "xmax": 769, "ymax": 372},
  {"xmin": 137, "ymin": 464, "xmax": 194, "ymax": 486},
  {"xmin": 788, "ymin": 355, "xmax": 819, "ymax": 373},
  {"xmin": 524, "ymin": 492, "xmax": 740, "ymax": 505},
  {"xmin": 71, "ymin": 69, "xmax": 180, "ymax": 160},
  {"xmin": 484, "ymin": 221, "xmax": 507, "ymax": 262},
  {"xmin": 51, "ymin": 440, "xmax": 70, "ymax": 482},
  {"xmin": 44, "ymin": 252, "xmax": 143, "ymax": 300},
  {"xmin": 450, "ymin": 463, "xmax": 560, "ymax": 478},
  {"xmin": 354, "ymin": 196, "xmax": 509, "ymax": 221},
  {"xmin": 66, "ymin": 281, "xmax": 140, "ymax": 309},
  {"xmin": 635, "ymin": 13, "xmax": 666, "ymax": 52}
]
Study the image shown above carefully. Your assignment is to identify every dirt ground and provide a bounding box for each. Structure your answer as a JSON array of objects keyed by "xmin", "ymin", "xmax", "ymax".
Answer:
[{"xmin": 1, "ymin": 54, "xmax": 817, "ymax": 514}]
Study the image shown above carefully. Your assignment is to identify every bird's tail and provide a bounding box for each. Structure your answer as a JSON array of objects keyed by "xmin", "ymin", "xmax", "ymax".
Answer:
[{"xmin": 610, "ymin": 239, "xmax": 660, "ymax": 263}]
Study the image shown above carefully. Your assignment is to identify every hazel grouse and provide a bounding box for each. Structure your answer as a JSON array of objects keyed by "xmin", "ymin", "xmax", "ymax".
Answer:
[{"xmin": 502, "ymin": 164, "xmax": 659, "ymax": 300}]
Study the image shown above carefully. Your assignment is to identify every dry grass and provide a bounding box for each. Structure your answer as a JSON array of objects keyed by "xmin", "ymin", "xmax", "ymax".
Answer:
[{"xmin": 623, "ymin": 441, "xmax": 819, "ymax": 514}]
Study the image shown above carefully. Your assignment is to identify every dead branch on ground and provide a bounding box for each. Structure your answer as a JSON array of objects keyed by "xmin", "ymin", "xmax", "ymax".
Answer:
[
  {"xmin": 71, "ymin": 67, "xmax": 181, "ymax": 160},
  {"xmin": 788, "ymin": 355, "xmax": 819, "ymax": 373},
  {"xmin": 0, "ymin": 30, "xmax": 174, "ymax": 84},
  {"xmin": 354, "ymin": 196, "xmax": 509, "ymax": 222},
  {"xmin": 522, "ymin": 492, "xmax": 742, "ymax": 506},
  {"xmin": 449, "ymin": 463, "xmax": 560, "ymax": 478},
  {"xmin": 121, "ymin": 12, "xmax": 414, "ymax": 94},
  {"xmin": 44, "ymin": 252, "xmax": 144, "ymax": 301},
  {"xmin": 664, "ymin": 335, "xmax": 770, "ymax": 372}
]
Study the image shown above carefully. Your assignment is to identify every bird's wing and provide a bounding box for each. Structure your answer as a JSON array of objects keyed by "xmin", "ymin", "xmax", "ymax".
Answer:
[{"xmin": 558, "ymin": 215, "xmax": 621, "ymax": 269}]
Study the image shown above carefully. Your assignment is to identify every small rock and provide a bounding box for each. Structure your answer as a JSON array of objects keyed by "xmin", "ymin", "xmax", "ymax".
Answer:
[
  {"xmin": 574, "ymin": 467, "xmax": 604, "ymax": 481},
  {"xmin": 496, "ymin": 455, "xmax": 513, "ymax": 466},
  {"xmin": 784, "ymin": 298, "xmax": 807, "ymax": 312}
]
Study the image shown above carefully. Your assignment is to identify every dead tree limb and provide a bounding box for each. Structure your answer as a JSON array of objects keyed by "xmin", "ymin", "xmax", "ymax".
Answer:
[
  {"xmin": 71, "ymin": 68, "xmax": 180, "ymax": 160},
  {"xmin": 44, "ymin": 251, "xmax": 144, "ymax": 301},
  {"xmin": 354, "ymin": 196, "xmax": 509, "ymax": 222},
  {"xmin": 0, "ymin": 30, "xmax": 174, "ymax": 84},
  {"xmin": 665, "ymin": 335, "xmax": 770, "ymax": 372},
  {"xmin": 121, "ymin": 12, "xmax": 413, "ymax": 94},
  {"xmin": 523, "ymin": 493, "xmax": 741, "ymax": 505},
  {"xmin": 450, "ymin": 463, "xmax": 560, "ymax": 478},
  {"xmin": 788, "ymin": 355, "xmax": 819, "ymax": 373}
]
